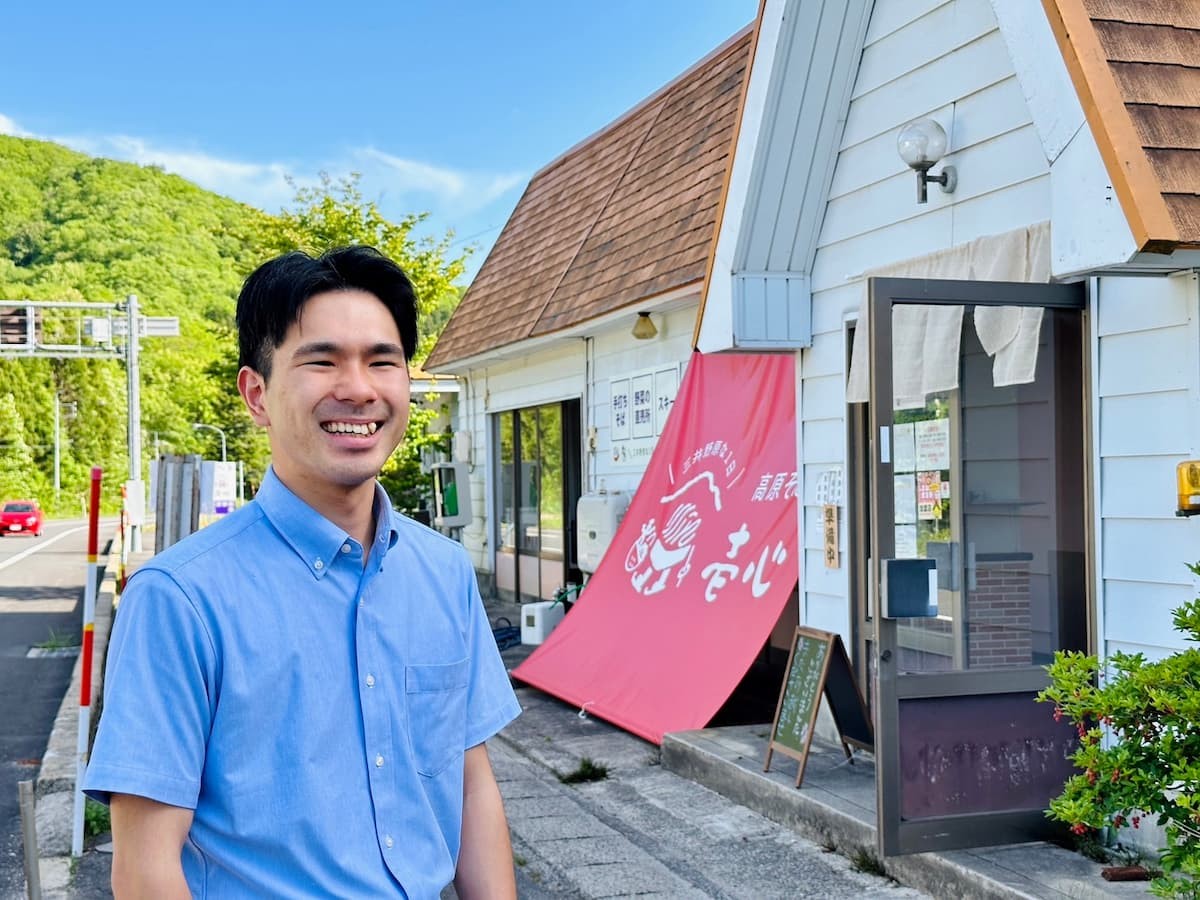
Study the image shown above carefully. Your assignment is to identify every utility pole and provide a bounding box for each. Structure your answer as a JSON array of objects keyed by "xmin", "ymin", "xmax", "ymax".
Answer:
[
  {"xmin": 126, "ymin": 294, "xmax": 144, "ymax": 552},
  {"xmin": 53, "ymin": 394, "xmax": 60, "ymax": 503}
]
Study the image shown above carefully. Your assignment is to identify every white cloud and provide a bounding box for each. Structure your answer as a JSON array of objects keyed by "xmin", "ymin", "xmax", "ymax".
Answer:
[
  {"xmin": 0, "ymin": 113, "xmax": 528, "ymax": 271},
  {"xmin": 53, "ymin": 133, "xmax": 299, "ymax": 212},
  {"xmin": 0, "ymin": 112, "xmax": 527, "ymax": 225},
  {"xmin": 352, "ymin": 147, "xmax": 527, "ymax": 216},
  {"xmin": 0, "ymin": 113, "xmax": 32, "ymax": 137}
]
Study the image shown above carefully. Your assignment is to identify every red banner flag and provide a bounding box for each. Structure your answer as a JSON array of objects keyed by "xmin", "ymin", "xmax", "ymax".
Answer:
[{"xmin": 513, "ymin": 352, "xmax": 799, "ymax": 743}]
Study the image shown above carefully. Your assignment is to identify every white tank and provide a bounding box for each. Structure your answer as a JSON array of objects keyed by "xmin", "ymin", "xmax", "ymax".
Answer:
[{"xmin": 576, "ymin": 490, "xmax": 630, "ymax": 574}]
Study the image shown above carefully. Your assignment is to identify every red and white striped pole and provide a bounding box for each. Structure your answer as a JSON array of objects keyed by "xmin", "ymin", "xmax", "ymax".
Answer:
[{"xmin": 72, "ymin": 467, "xmax": 102, "ymax": 857}]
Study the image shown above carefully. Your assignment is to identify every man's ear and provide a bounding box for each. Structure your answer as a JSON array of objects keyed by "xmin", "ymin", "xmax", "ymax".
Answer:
[{"xmin": 238, "ymin": 366, "xmax": 270, "ymax": 427}]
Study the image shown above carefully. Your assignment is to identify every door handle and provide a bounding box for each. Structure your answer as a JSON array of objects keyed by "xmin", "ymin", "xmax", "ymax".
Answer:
[{"xmin": 879, "ymin": 649, "xmax": 892, "ymax": 662}]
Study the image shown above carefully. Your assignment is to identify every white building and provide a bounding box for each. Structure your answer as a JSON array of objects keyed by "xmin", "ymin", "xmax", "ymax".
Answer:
[
  {"xmin": 426, "ymin": 28, "xmax": 753, "ymax": 605},
  {"xmin": 697, "ymin": 0, "xmax": 1200, "ymax": 855},
  {"xmin": 430, "ymin": 0, "xmax": 1200, "ymax": 857}
]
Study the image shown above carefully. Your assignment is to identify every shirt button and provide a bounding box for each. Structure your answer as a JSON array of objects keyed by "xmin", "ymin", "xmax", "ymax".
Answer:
[
  {"xmin": 341, "ymin": 543, "xmax": 351, "ymax": 554},
  {"xmin": 385, "ymin": 835, "xmax": 394, "ymax": 849},
  {"xmin": 375, "ymin": 754, "xmax": 384, "ymax": 767},
  {"xmin": 366, "ymin": 674, "xmax": 376, "ymax": 687},
  {"xmin": 314, "ymin": 559, "xmax": 324, "ymax": 570}
]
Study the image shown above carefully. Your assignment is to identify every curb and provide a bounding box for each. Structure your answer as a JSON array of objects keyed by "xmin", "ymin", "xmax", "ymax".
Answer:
[{"xmin": 32, "ymin": 535, "xmax": 120, "ymax": 895}]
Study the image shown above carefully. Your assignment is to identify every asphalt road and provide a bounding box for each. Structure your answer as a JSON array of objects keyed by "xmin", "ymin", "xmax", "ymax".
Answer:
[{"xmin": 0, "ymin": 518, "xmax": 107, "ymax": 899}]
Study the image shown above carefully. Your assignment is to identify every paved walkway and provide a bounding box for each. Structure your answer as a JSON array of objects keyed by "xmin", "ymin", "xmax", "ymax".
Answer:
[
  {"xmin": 487, "ymin": 676, "xmax": 926, "ymax": 899},
  {"xmin": 26, "ymin": 538, "xmax": 1152, "ymax": 899},
  {"xmin": 48, "ymin": 668, "xmax": 926, "ymax": 900},
  {"xmin": 32, "ymin": 544, "xmax": 925, "ymax": 899}
]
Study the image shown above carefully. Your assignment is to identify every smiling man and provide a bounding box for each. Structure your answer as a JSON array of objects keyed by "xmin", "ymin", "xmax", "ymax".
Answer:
[{"xmin": 84, "ymin": 247, "xmax": 520, "ymax": 899}]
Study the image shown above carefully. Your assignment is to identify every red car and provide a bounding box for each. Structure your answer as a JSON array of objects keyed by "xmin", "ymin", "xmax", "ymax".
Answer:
[{"xmin": 0, "ymin": 500, "xmax": 44, "ymax": 536}]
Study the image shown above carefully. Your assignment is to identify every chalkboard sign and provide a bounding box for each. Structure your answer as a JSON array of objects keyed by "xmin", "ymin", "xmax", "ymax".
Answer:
[{"xmin": 764, "ymin": 627, "xmax": 874, "ymax": 787}]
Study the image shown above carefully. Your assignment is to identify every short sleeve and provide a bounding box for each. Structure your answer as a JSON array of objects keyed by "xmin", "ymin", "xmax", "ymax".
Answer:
[
  {"xmin": 83, "ymin": 568, "xmax": 217, "ymax": 808},
  {"xmin": 461, "ymin": 556, "xmax": 521, "ymax": 749}
]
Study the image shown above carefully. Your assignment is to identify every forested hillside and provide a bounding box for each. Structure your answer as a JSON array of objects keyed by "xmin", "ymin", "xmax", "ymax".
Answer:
[{"xmin": 0, "ymin": 135, "xmax": 467, "ymax": 513}]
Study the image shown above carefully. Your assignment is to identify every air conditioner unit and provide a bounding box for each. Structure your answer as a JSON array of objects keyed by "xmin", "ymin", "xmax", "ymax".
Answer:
[{"xmin": 576, "ymin": 490, "xmax": 630, "ymax": 574}]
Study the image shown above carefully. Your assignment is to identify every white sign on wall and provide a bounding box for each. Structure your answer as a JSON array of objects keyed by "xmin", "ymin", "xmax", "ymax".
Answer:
[
  {"xmin": 631, "ymin": 373, "xmax": 654, "ymax": 438},
  {"xmin": 655, "ymin": 367, "xmax": 678, "ymax": 434},
  {"xmin": 611, "ymin": 363, "xmax": 682, "ymax": 468},
  {"xmin": 914, "ymin": 418, "xmax": 951, "ymax": 470},
  {"xmin": 611, "ymin": 379, "xmax": 630, "ymax": 441}
]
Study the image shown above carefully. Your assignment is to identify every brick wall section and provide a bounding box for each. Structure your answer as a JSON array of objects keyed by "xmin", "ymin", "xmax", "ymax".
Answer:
[{"xmin": 968, "ymin": 559, "xmax": 1032, "ymax": 668}]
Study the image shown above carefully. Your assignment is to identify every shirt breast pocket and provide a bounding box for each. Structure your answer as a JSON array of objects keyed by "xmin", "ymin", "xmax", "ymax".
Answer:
[{"xmin": 405, "ymin": 658, "xmax": 469, "ymax": 777}]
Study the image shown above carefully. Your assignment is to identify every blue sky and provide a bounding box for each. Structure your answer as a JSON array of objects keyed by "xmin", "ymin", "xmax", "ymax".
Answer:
[{"xmin": 0, "ymin": 2, "xmax": 757, "ymax": 280}]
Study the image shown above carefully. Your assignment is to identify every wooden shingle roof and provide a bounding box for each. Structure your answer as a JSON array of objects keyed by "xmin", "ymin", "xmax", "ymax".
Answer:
[
  {"xmin": 1044, "ymin": 0, "xmax": 1200, "ymax": 251},
  {"xmin": 426, "ymin": 28, "xmax": 752, "ymax": 370}
]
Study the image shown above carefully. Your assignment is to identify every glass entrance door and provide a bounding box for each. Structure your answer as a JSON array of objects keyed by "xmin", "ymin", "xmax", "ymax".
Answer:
[
  {"xmin": 494, "ymin": 400, "xmax": 582, "ymax": 603},
  {"xmin": 866, "ymin": 277, "xmax": 1089, "ymax": 856}
]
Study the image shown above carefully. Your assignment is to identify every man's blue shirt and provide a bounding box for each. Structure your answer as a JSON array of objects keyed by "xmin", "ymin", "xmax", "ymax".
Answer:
[{"xmin": 84, "ymin": 468, "xmax": 521, "ymax": 898}]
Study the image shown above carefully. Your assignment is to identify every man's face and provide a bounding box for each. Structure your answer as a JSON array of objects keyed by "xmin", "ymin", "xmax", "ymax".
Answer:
[{"xmin": 238, "ymin": 289, "xmax": 411, "ymax": 504}]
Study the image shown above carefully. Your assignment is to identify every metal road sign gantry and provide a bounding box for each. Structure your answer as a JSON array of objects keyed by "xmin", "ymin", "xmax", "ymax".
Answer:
[{"xmin": 0, "ymin": 296, "xmax": 179, "ymax": 551}]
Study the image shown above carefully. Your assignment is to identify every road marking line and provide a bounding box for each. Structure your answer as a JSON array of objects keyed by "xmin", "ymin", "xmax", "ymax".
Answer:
[
  {"xmin": 0, "ymin": 599, "xmax": 78, "ymax": 613},
  {"xmin": 0, "ymin": 526, "xmax": 87, "ymax": 572}
]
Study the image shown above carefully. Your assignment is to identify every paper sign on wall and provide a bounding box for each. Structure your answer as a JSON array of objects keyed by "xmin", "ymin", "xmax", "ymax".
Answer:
[
  {"xmin": 655, "ymin": 367, "xmax": 678, "ymax": 434},
  {"xmin": 611, "ymin": 379, "xmax": 630, "ymax": 441},
  {"xmin": 894, "ymin": 423, "xmax": 916, "ymax": 473},
  {"xmin": 914, "ymin": 418, "xmax": 951, "ymax": 470},
  {"xmin": 611, "ymin": 364, "xmax": 682, "ymax": 467},
  {"xmin": 894, "ymin": 474, "xmax": 917, "ymax": 524},
  {"xmin": 917, "ymin": 471, "xmax": 941, "ymax": 520}
]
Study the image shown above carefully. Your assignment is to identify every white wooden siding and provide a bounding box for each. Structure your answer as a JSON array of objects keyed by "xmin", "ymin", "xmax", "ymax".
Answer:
[
  {"xmin": 1097, "ymin": 329, "xmax": 1192, "ymax": 396},
  {"xmin": 585, "ymin": 304, "xmax": 698, "ymax": 495},
  {"xmin": 798, "ymin": 0, "xmax": 1054, "ymax": 628},
  {"xmin": 1101, "ymin": 456, "xmax": 1189, "ymax": 518},
  {"xmin": 829, "ymin": 76, "xmax": 1033, "ymax": 198},
  {"xmin": 852, "ymin": 1, "xmax": 996, "ymax": 102},
  {"xmin": 1103, "ymin": 580, "xmax": 1197, "ymax": 648},
  {"xmin": 456, "ymin": 303, "xmax": 698, "ymax": 575},
  {"xmin": 864, "ymin": 0, "xmax": 950, "ymax": 43},
  {"xmin": 1095, "ymin": 273, "xmax": 1200, "ymax": 656},
  {"xmin": 456, "ymin": 343, "xmax": 586, "ymax": 571},
  {"xmin": 839, "ymin": 31, "xmax": 1013, "ymax": 152},
  {"xmin": 1099, "ymin": 393, "xmax": 1191, "ymax": 457},
  {"xmin": 801, "ymin": 419, "xmax": 844, "ymax": 463},
  {"xmin": 1098, "ymin": 274, "xmax": 1192, "ymax": 335}
]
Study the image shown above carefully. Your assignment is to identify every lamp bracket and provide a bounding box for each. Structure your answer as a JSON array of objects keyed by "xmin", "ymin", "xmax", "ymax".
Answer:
[{"xmin": 915, "ymin": 164, "xmax": 956, "ymax": 204}]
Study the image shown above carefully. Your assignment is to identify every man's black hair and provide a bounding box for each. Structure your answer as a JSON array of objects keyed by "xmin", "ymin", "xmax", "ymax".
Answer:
[{"xmin": 236, "ymin": 246, "xmax": 419, "ymax": 378}]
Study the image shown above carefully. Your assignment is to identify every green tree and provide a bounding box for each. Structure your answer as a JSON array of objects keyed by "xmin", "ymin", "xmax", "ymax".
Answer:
[
  {"xmin": 0, "ymin": 392, "xmax": 43, "ymax": 500},
  {"xmin": 0, "ymin": 134, "xmax": 266, "ymax": 511},
  {"xmin": 1038, "ymin": 567, "xmax": 1200, "ymax": 897},
  {"xmin": 0, "ymin": 137, "xmax": 469, "ymax": 513},
  {"xmin": 251, "ymin": 172, "xmax": 469, "ymax": 365},
  {"xmin": 247, "ymin": 173, "xmax": 471, "ymax": 507}
]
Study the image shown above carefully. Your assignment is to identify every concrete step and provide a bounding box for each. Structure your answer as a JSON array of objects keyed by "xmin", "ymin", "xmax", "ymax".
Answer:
[{"xmin": 662, "ymin": 725, "xmax": 1151, "ymax": 900}]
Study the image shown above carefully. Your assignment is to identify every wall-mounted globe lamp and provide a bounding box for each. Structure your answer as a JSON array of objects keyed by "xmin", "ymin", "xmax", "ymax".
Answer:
[{"xmin": 897, "ymin": 118, "xmax": 957, "ymax": 204}]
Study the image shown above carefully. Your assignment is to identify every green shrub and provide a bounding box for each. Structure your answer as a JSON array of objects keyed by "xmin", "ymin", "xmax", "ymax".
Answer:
[
  {"xmin": 1037, "ymin": 562, "xmax": 1200, "ymax": 898},
  {"xmin": 84, "ymin": 798, "xmax": 110, "ymax": 838},
  {"xmin": 557, "ymin": 757, "xmax": 608, "ymax": 784}
]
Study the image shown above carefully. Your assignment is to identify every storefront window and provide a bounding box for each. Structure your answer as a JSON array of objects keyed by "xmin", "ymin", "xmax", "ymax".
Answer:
[{"xmin": 492, "ymin": 400, "xmax": 581, "ymax": 602}]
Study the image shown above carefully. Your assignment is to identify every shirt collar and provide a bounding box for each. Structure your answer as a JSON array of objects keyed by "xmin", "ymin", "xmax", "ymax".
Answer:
[{"xmin": 254, "ymin": 467, "xmax": 400, "ymax": 579}]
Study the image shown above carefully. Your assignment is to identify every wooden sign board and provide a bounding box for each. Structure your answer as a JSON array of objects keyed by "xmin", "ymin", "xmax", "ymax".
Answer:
[
  {"xmin": 822, "ymin": 503, "xmax": 840, "ymax": 568},
  {"xmin": 764, "ymin": 626, "xmax": 874, "ymax": 787}
]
